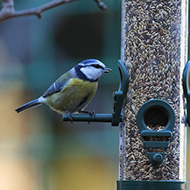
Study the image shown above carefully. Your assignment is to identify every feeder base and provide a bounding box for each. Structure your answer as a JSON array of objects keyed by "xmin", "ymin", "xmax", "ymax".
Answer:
[{"xmin": 117, "ymin": 180, "xmax": 187, "ymax": 190}]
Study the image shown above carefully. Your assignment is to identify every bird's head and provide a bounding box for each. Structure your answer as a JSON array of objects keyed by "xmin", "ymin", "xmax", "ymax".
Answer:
[{"xmin": 74, "ymin": 59, "xmax": 112, "ymax": 82}]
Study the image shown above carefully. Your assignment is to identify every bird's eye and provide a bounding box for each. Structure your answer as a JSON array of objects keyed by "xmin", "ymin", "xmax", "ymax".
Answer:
[{"xmin": 92, "ymin": 64, "xmax": 103, "ymax": 69}]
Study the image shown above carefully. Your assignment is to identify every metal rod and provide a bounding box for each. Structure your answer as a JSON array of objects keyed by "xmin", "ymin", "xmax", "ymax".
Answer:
[{"xmin": 62, "ymin": 113, "xmax": 114, "ymax": 123}]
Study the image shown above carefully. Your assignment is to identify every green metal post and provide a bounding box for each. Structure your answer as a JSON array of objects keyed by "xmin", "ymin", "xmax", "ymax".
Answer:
[{"xmin": 118, "ymin": 0, "xmax": 188, "ymax": 189}]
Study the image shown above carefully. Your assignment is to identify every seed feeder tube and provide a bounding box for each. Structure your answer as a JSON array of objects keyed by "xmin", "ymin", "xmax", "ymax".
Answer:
[{"xmin": 118, "ymin": 0, "xmax": 188, "ymax": 189}]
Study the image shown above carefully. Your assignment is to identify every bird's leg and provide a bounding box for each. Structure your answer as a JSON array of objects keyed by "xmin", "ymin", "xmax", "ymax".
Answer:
[{"xmin": 66, "ymin": 111, "xmax": 74, "ymax": 123}]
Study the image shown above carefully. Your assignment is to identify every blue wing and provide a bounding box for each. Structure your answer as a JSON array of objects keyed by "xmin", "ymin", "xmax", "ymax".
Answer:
[{"xmin": 42, "ymin": 81, "xmax": 68, "ymax": 98}]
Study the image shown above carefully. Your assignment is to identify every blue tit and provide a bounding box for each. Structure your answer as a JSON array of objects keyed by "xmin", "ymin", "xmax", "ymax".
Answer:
[{"xmin": 15, "ymin": 59, "xmax": 112, "ymax": 119}]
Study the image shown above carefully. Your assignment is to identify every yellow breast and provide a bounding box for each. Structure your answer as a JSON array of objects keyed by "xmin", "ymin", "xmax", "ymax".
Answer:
[{"xmin": 46, "ymin": 78, "xmax": 98, "ymax": 113}]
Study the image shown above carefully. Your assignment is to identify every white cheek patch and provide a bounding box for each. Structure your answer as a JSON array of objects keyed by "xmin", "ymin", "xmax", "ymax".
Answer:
[{"xmin": 80, "ymin": 67, "xmax": 103, "ymax": 81}]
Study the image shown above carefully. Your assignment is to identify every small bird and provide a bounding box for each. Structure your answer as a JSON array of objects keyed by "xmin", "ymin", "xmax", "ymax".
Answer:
[{"xmin": 15, "ymin": 59, "xmax": 111, "ymax": 120}]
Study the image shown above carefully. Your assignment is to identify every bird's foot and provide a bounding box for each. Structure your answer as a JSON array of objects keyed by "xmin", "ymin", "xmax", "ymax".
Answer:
[
  {"xmin": 78, "ymin": 110, "xmax": 95, "ymax": 124},
  {"xmin": 66, "ymin": 111, "xmax": 74, "ymax": 123},
  {"xmin": 89, "ymin": 111, "xmax": 95, "ymax": 120}
]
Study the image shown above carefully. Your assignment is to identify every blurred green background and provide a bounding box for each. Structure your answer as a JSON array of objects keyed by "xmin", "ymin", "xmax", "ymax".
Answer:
[
  {"xmin": 0, "ymin": 0, "xmax": 189, "ymax": 190},
  {"xmin": 0, "ymin": 0, "xmax": 120, "ymax": 190}
]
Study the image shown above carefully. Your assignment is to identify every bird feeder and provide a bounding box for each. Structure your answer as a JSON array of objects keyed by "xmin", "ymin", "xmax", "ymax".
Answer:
[{"xmin": 118, "ymin": 0, "xmax": 188, "ymax": 189}]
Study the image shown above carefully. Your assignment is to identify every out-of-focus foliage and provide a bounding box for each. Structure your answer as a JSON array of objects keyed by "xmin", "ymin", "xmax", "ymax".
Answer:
[{"xmin": 0, "ymin": 0, "xmax": 121, "ymax": 189}]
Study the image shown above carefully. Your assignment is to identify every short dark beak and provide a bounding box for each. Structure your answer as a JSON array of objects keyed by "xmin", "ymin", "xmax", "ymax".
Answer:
[{"xmin": 104, "ymin": 67, "xmax": 112, "ymax": 73}]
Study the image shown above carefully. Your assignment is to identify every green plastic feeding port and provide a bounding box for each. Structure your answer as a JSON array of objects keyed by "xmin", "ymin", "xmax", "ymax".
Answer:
[{"xmin": 136, "ymin": 99, "xmax": 175, "ymax": 166}]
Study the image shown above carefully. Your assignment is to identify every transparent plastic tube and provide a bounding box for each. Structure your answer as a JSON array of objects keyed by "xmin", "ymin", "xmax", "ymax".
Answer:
[{"xmin": 120, "ymin": 0, "xmax": 188, "ymax": 181}]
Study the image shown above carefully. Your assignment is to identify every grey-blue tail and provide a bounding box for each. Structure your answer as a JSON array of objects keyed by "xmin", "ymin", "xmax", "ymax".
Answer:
[{"xmin": 15, "ymin": 99, "xmax": 42, "ymax": 113}]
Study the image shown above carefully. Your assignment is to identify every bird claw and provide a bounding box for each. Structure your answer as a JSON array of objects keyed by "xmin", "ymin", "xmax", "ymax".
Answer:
[
  {"xmin": 89, "ymin": 111, "xmax": 95, "ymax": 120},
  {"xmin": 79, "ymin": 110, "xmax": 95, "ymax": 124},
  {"xmin": 65, "ymin": 111, "xmax": 96, "ymax": 124},
  {"xmin": 66, "ymin": 111, "xmax": 74, "ymax": 123}
]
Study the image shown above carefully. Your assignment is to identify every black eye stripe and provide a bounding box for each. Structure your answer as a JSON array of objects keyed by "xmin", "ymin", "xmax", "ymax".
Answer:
[{"xmin": 91, "ymin": 64, "xmax": 104, "ymax": 69}]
